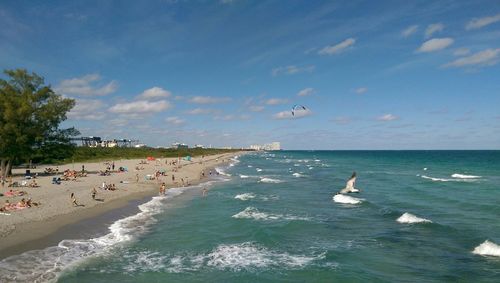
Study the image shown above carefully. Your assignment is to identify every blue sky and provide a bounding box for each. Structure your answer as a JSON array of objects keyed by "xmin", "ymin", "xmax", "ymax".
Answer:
[{"xmin": 1, "ymin": 0, "xmax": 499, "ymax": 149}]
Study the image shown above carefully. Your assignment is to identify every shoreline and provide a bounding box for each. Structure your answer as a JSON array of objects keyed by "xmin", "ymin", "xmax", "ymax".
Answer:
[{"xmin": 0, "ymin": 152, "xmax": 243, "ymax": 259}]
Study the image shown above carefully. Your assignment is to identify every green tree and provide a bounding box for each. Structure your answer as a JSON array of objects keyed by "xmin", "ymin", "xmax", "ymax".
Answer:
[{"xmin": 0, "ymin": 69, "xmax": 78, "ymax": 178}]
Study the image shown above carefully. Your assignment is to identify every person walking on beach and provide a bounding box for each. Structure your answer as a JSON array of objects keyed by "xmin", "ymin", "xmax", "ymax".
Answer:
[
  {"xmin": 81, "ymin": 164, "xmax": 85, "ymax": 173},
  {"xmin": 136, "ymin": 173, "xmax": 139, "ymax": 183},
  {"xmin": 91, "ymin": 187, "xmax": 97, "ymax": 200},
  {"xmin": 71, "ymin": 193, "xmax": 79, "ymax": 207}
]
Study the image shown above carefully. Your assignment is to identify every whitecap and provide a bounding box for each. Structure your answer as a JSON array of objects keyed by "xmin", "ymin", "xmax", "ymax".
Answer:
[
  {"xmin": 256, "ymin": 168, "xmax": 263, "ymax": 172},
  {"xmin": 292, "ymin": 173, "xmax": 305, "ymax": 178},
  {"xmin": 234, "ymin": 193, "xmax": 256, "ymax": 201},
  {"xmin": 247, "ymin": 165, "xmax": 253, "ymax": 168},
  {"xmin": 239, "ymin": 174, "xmax": 249, "ymax": 179},
  {"xmin": 260, "ymin": 177, "xmax": 282, "ymax": 183},
  {"xmin": 396, "ymin": 212, "xmax": 432, "ymax": 224},
  {"xmin": 232, "ymin": 207, "xmax": 310, "ymax": 221},
  {"xmin": 421, "ymin": 175, "xmax": 476, "ymax": 182},
  {"xmin": 332, "ymin": 194, "xmax": 363, "ymax": 204},
  {"xmin": 215, "ymin": 167, "xmax": 231, "ymax": 177},
  {"xmin": 472, "ymin": 240, "xmax": 500, "ymax": 257},
  {"xmin": 451, "ymin": 173, "xmax": 481, "ymax": 179}
]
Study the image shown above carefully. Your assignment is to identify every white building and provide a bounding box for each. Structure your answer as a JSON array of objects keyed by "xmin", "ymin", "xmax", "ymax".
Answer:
[{"xmin": 249, "ymin": 142, "xmax": 281, "ymax": 151}]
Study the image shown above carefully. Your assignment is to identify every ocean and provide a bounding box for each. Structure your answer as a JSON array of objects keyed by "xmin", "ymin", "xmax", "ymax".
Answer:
[{"xmin": 1, "ymin": 151, "xmax": 500, "ymax": 282}]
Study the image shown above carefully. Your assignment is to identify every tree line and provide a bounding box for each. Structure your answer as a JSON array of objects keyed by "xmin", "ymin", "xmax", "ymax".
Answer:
[{"xmin": 0, "ymin": 69, "xmax": 78, "ymax": 178}]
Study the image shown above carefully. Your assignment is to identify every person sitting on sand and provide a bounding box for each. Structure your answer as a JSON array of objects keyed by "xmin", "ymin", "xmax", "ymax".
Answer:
[
  {"xmin": 17, "ymin": 198, "xmax": 27, "ymax": 208},
  {"xmin": 29, "ymin": 179, "xmax": 39, "ymax": 187}
]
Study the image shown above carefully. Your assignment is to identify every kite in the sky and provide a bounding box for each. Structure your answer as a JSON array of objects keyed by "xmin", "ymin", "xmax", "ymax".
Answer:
[{"xmin": 292, "ymin": 104, "xmax": 307, "ymax": 116}]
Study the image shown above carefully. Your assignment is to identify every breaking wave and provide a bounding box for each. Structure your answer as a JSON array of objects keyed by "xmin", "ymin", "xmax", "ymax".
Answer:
[
  {"xmin": 232, "ymin": 207, "xmax": 310, "ymax": 221},
  {"xmin": 396, "ymin": 212, "xmax": 432, "ymax": 224},
  {"xmin": 472, "ymin": 240, "xmax": 500, "ymax": 257}
]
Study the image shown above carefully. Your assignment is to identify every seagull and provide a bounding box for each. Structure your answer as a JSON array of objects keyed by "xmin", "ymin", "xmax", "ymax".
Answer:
[{"xmin": 338, "ymin": 172, "xmax": 360, "ymax": 194}]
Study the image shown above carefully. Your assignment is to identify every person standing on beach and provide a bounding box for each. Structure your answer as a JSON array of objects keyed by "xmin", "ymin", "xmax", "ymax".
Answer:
[
  {"xmin": 136, "ymin": 173, "xmax": 139, "ymax": 183},
  {"xmin": 172, "ymin": 174, "xmax": 175, "ymax": 183},
  {"xmin": 160, "ymin": 182, "xmax": 166, "ymax": 195},
  {"xmin": 82, "ymin": 164, "xmax": 85, "ymax": 173},
  {"xmin": 202, "ymin": 187, "xmax": 208, "ymax": 197},
  {"xmin": 91, "ymin": 187, "xmax": 97, "ymax": 200},
  {"xmin": 71, "ymin": 193, "xmax": 79, "ymax": 207},
  {"xmin": 112, "ymin": 162, "xmax": 115, "ymax": 171}
]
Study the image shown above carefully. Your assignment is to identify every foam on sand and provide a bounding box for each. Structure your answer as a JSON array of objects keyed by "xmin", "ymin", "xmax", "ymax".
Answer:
[
  {"xmin": 260, "ymin": 177, "xmax": 282, "ymax": 183},
  {"xmin": 472, "ymin": 240, "xmax": 500, "ymax": 257},
  {"xmin": 396, "ymin": 212, "xmax": 432, "ymax": 224},
  {"xmin": 332, "ymin": 194, "xmax": 363, "ymax": 204},
  {"xmin": 232, "ymin": 207, "xmax": 310, "ymax": 221}
]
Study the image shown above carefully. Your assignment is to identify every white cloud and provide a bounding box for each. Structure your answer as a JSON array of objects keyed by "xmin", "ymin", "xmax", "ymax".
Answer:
[
  {"xmin": 425, "ymin": 23, "xmax": 444, "ymax": 38},
  {"xmin": 249, "ymin": 105, "xmax": 265, "ymax": 112},
  {"xmin": 273, "ymin": 108, "xmax": 312, "ymax": 120},
  {"xmin": 466, "ymin": 13, "xmax": 500, "ymax": 30},
  {"xmin": 68, "ymin": 98, "xmax": 106, "ymax": 120},
  {"xmin": 443, "ymin": 48, "xmax": 500, "ymax": 68},
  {"xmin": 401, "ymin": 25, "xmax": 419, "ymax": 37},
  {"xmin": 56, "ymin": 74, "xmax": 118, "ymax": 96},
  {"xmin": 165, "ymin": 116, "xmax": 185, "ymax": 125},
  {"xmin": 318, "ymin": 38, "xmax": 356, "ymax": 55},
  {"xmin": 265, "ymin": 98, "xmax": 288, "ymax": 105},
  {"xmin": 271, "ymin": 65, "xmax": 315, "ymax": 76},
  {"xmin": 186, "ymin": 108, "xmax": 219, "ymax": 115},
  {"xmin": 354, "ymin": 87, "xmax": 368, "ymax": 94},
  {"xmin": 109, "ymin": 100, "xmax": 171, "ymax": 114},
  {"xmin": 377, "ymin": 114, "xmax": 398, "ymax": 121},
  {"xmin": 188, "ymin": 96, "xmax": 231, "ymax": 104},
  {"xmin": 417, "ymin": 38, "xmax": 454, "ymax": 52},
  {"xmin": 453, "ymin": 48, "xmax": 471, "ymax": 56},
  {"xmin": 297, "ymin": 87, "xmax": 315, "ymax": 96},
  {"xmin": 138, "ymin": 87, "xmax": 171, "ymax": 99}
]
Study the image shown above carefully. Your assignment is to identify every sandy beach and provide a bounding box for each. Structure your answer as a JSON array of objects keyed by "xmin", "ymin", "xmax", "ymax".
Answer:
[{"xmin": 0, "ymin": 152, "xmax": 241, "ymax": 258}]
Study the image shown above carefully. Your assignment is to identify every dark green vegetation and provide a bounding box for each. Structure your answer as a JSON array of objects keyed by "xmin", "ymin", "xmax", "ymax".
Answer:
[
  {"xmin": 61, "ymin": 147, "xmax": 243, "ymax": 164},
  {"xmin": 0, "ymin": 69, "xmax": 77, "ymax": 177}
]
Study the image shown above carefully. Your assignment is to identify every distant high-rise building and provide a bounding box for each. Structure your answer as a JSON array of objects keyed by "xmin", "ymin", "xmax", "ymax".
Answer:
[{"xmin": 249, "ymin": 142, "xmax": 281, "ymax": 151}]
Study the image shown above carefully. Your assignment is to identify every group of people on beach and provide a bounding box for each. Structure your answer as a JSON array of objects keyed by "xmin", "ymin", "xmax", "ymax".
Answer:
[{"xmin": 1, "ymin": 198, "xmax": 39, "ymax": 212}]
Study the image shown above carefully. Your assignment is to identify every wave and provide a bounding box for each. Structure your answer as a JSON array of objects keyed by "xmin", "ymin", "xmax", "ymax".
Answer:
[
  {"xmin": 215, "ymin": 167, "xmax": 231, "ymax": 177},
  {"xmin": 122, "ymin": 243, "xmax": 324, "ymax": 273},
  {"xmin": 234, "ymin": 193, "xmax": 256, "ymax": 201},
  {"xmin": 260, "ymin": 177, "xmax": 282, "ymax": 183},
  {"xmin": 396, "ymin": 212, "xmax": 432, "ymax": 224},
  {"xmin": 472, "ymin": 240, "xmax": 500, "ymax": 257},
  {"xmin": 332, "ymin": 194, "xmax": 363, "ymax": 204},
  {"xmin": 420, "ymin": 175, "xmax": 477, "ymax": 182},
  {"xmin": 292, "ymin": 173, "xmax": 305, "ymax": 178},
  {"xmin": 256, "ymin": 168, "xmax": 263, "ymax": 172},
  {"xmin": 239, "ymin": 174, "xmax": 249, "ymax": 179},
  {"xmin": 232, "ymin": 207, "xmax": 310, "ymax": 221},
  {"xmin": 0, "ymin": 183, "xmax": 211, "ymax": 282},
  {"xmin": 247, "ymin": 165, "xmax": 253, "ymax": 168},
  {"xmin": 451, "ymin": 173, "xmax": 481, "ymax": 179}
]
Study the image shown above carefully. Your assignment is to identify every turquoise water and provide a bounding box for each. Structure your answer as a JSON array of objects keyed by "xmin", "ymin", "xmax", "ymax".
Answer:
[{"xmin": 1, "ymin": 151, "xmax": 500, "ymax": 282}]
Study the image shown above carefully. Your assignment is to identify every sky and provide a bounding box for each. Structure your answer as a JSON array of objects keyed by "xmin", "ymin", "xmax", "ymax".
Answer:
[{"xmin": 1, "ymin": 0, "xmax": 499, "ymax": 149}]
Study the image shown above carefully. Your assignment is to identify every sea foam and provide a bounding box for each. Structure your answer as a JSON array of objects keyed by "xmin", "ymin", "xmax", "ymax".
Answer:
[
  {"xmin": 451, "ymin": 173, "xmax": 481, "ymax": 179},
  {"xmin": 232, "ymin": 207, "xmax": 310, "ymax": 221},
  {"xmin": 122, "ymin": 243, "xmax": 323, "ymax": 273},
  {"xmin": 260, "ymin": 177, "xmax": 282, "ymax": 183},
  {"xmin": 472, "ymin": 240, "xmax": 500, "ymax": 257},
  {"xmin": 332, "ymin": 194, "xmax": 363, "ymax": 204},
  {"xmin": 396, "ymin": 212, "xmax": 432, "ymax": 224},
  {"xmin": 234, "ymin": 193, "xmax": 256, "ymax": 201},
  {"xmin": 0, "ymin": 186, "xmax": 194, "ymax": 282}
]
